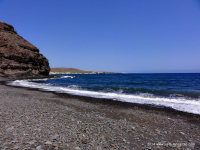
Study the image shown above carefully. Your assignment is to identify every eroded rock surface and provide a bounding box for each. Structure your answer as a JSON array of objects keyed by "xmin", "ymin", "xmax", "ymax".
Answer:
[{"xmin": 0, "ymin": 22, "xmax": 50, "ymax": 77}]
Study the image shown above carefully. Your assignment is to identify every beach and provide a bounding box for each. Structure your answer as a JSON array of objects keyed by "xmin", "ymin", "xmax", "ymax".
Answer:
[{"xmin": 0, "ymin": 77, "xmax": 200, "ymax": 150}]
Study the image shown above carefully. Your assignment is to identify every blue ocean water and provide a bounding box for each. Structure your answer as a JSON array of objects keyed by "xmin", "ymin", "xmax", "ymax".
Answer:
[{"xmin": 9, "ymin": 73, "xmax": 200, "ymax": 115}]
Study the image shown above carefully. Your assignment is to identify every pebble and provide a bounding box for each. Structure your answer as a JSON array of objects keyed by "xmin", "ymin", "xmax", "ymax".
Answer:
[
  {"xmin": 10, "ymin": 140, "xmax": 16, "ymax": 144},
  {"xmin": 177, "ymin": 145, "xmax": 182, "ymax": 148},
  {"xmin": 131, "ymin": 126, "xmax": 135, "ymax": 130},
  {"xmin": 44, "ymin": 141, "xmax": 52, "ymax": 145},
  {"xmin": 155, "ymin": 129, "xmax": 160, "ymax": 133},
  {"xmin": 74, "ymin": 147, "xmax": 81, "ymax": 150},
  {"xmin": 188, "ymin": 140, "xmax": 192, "ymax": 143},
  {"xmin": 38, "ymin": 141, "xmax": 43, "ymax": 144},
  {"xmin": 28, "ymin": 140, "xmax": 37, "ymax": 145},
  {"xmin": 81, "ymin": 139, "xmax": 87, "ymax": 144},
  {"xmin": 110, "ymin": 144, "xmax": 115, "ymax": 147},
  {"xmin": 53, "ymin": 143, "xmax": 58, "ymax": 147},
  {"xmin": 36, "ymin": 145, "xmax": 43, "ymax": 150},
  {"xmin": 13, "ymin": 145, "xmax": 20, "ymax": 149}
]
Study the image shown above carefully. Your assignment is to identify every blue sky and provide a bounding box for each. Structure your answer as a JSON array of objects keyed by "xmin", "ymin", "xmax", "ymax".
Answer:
[{"xmin": 0, "ymin": 0, "xmax": 200, "ymax": 73}]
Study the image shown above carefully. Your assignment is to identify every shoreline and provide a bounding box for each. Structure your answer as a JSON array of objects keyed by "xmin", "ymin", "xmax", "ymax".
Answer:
[
  {"xmin": 3, "ymin": 76, "xmax": 200, "ymax": 118},
  {"xmin": 0, "ymin": 76, "xmax": 200, "ymax": 149},
  {"xmin": 4, "ymin": 80, "xmax": 200, "ymax": 119}
]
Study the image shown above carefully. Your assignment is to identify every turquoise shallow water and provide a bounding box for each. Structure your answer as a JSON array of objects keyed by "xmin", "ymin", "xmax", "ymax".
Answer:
[{"xmin": 9, "ymin": 73, "xmax": 200, "ymax": 115}]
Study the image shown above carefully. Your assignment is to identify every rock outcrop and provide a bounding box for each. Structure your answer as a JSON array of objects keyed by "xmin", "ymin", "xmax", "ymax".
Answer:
[{"xmin": 0, "ymin": 22, "xmax": 50, "ymax": 77}]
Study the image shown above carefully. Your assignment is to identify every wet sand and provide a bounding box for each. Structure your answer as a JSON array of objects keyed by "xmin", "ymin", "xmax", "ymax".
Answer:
[{"xmin": 0, "ymin": 76, "xmax": 200, "ymax": 150}]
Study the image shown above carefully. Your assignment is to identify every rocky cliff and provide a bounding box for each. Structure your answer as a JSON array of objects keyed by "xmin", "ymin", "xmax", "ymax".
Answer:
[{"xmin": 0, "ymin": 22, "xmax": 50, "ymax": 77}]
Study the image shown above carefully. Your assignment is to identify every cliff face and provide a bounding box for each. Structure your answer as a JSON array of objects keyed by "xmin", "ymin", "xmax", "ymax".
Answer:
[{"xmin": 0, "ymin": 22, "xmax": 50, "ymax": 77}]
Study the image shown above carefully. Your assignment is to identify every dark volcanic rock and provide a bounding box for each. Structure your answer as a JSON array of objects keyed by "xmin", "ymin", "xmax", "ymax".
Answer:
[{"xmin": 0, "ymin": 22, "xmax": 50, "ymax": 77}]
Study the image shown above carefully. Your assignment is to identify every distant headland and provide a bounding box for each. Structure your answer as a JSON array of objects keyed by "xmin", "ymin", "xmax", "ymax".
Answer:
[{"xmin": 50, "ymin": 67, "xmax": 121, "ymax": 74}]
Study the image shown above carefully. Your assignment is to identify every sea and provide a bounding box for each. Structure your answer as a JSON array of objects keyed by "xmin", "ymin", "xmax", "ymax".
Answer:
[{"xmin": 7, "ymin": 73, "xmax": 200, "ymax": 115}]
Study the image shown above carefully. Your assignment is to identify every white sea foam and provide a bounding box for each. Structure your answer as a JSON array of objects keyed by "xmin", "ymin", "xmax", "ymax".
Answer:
[
  {"xmin": 24, "ymin": 76, "xmax": 75, "ymax": 81},
  {"xmin": 67, "ymin": 85, "xmax": 81, "ymax": 89},
  {"xmin": 27, "ymin": 78, "xmax": 50, "ymax": 81},
  {"xmin": 61, "ymin": 76, "xmax": 75, "ymax": 78},
  {"xmin": 7, "ymin": 80, "xmax": 200, "ymax": 115}
]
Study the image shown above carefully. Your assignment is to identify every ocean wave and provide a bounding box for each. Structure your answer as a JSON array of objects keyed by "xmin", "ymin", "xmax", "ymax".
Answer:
[
  {"xmin": 67, "ymin": 85, "xmax": 81, "ymax": 89},
  {"xmin": 61, "ymin": 76, "xmax": 75, "ymax": 78},
  {"xmin": 7, "ymin": 80, "xmax": 200, "ymax": 115}
]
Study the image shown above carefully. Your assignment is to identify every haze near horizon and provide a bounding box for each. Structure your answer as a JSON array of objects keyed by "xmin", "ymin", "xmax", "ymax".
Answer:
[{"xmin": 0, "ymin": 0, "xmax": 200, "ymax": 73}]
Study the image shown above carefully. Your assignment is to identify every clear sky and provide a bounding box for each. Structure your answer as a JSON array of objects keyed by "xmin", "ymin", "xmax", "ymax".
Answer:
[{"xmin": 0, "ymin": 0, "xmax": 200, "ymax": 73}]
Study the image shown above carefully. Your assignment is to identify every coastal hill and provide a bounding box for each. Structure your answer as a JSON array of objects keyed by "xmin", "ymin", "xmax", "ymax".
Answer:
[
  {"xmin": 0, "ymin": 22, "xmax": 50, "ymax": 78},
  {"xmin": 51, "ymin": 68, "xmax": 94, "ymax": 74},
  {"xmin": 51, "ymin": 67, "xmax": 113, "ymax": 74}
]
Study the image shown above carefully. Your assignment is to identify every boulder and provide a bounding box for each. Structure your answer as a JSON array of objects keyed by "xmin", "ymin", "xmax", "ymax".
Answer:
[{"xmin": 0, "ymin": 22, "xmax": 50, "ymax": 77}]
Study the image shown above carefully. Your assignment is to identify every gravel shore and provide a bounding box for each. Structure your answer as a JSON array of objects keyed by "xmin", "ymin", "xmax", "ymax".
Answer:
[{"xmin": 0, "ymin": 77, "xmax": 200, "ymax": 150}]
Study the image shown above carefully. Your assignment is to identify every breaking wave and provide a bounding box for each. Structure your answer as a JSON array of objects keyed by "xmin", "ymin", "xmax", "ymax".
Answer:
[{"xmin": 7, "ymin": 79, "xmax": 200, "ymax": 115}]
